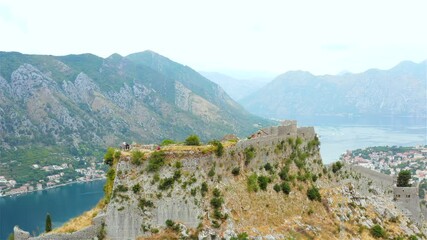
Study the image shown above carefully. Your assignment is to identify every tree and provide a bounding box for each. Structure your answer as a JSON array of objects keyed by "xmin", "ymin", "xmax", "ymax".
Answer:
[
  {"xmin": 45, "ymin": 213, "xmax": 52, "ymax": 232},
  {"xmin": 210, "ymin": 140, "xmax": 224, "ymax": 157},
  {"xmin": 185, "ymin": 135, "xmax": 200, "ymax": 146},
  {"xmin": 332, "ymin": 161, "xmax": 343, "ymax": 173},
  {"xmin": 397, "ymin": 170, "xmax": 411, "ymax": 187}
]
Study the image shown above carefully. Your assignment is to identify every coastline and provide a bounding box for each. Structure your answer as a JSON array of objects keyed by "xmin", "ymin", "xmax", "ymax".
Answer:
[{"xmin": 0, "ymin": 177, "xmax": 106, "ymax": 198}]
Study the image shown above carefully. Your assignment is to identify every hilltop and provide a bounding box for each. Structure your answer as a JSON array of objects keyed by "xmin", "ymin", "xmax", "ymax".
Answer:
[
  {"xmin": 14, "ymin": 123, "xmax": 427, "ymax": 240},
  {"xmin": 0, "ymin": 51, "xmax": 271, "ymax": 186}
]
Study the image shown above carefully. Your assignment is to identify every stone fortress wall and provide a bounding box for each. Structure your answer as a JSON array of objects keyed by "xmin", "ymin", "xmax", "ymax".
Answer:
[
  {"xmin": 349, "ymin": 164, "xmax": 424, "ymax": 226},
  {"xmin": 393, "ymin": 185, "xmax": 423, "ymax": 225},
  {"xmin": 236, "ymin": 120, "xmax": 316, "ymax": 151}
]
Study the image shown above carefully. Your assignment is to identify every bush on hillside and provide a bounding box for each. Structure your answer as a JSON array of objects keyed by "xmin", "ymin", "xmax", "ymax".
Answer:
[
  {"xmin": 161, "ymin": 139, "xmax": 175, "ymax": 146},
  {"xmin": 185, "ymin": 135, "xmax": 200, "ymax": 146},
  {"xmin": 147, "ymin": 151, "xmax": 166, "ymax": 172},
  {"xmin": 332, "ymin": 161, "xmax": 343, "ymax": 173},
  {"xmin": 131, "ymin": 150, "xmax": 145, "ymax": 165},
  {"xmin": 370, "ymin": 224, "xmax": 386, "ymax": 238},
  {"xmin": 247, "ymin": 173, "xmax": 259, "ymax": 192},
  {"xmin": 307, "ymin": 186, "xmax": 321, "ymax": 201},
  {"xmin": 232, "ymin": 167, "xmax": 240, "ymax": 176},
  {"xmin": 104, "ymin": 147, "xmax": 115, "ymax": 166}
]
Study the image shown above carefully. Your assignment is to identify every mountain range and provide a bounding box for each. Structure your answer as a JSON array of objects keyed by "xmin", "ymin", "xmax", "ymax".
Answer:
[
  {"xmin": 199, "ymin": 72, "xmax": 270, "ymax": 100},
  {"xmin": 0, "ymin": 51, "xmax": 270, "ymax": 156},
  {"xmin": 239, "ymin": 60, "xmax": 427, "ymax": 119}
]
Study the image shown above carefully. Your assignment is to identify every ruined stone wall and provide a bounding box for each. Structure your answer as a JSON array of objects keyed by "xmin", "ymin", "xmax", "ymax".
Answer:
[
  {"xmin": 237, "ymin": 123, "xmax": 304, "ymax": 151},
  {"xmin": 349, "ymin": 165, "xmax": 424, "ymax": 225},
  {"xmin": 394, "ymin": 186, "xmax": 423, "ymax": 224},
  {"xmin": 297, "ymin": 127, "xmax": 316, "ymax": 140},
  {"xmin": 347, "ymin": 165, "xmax": 394, "ymax": 196}
]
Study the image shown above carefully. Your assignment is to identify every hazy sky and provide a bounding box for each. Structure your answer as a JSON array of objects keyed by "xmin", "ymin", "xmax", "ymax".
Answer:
[{"xmin": 1, "ymin": 0, "xmax": 426, "ymax": 77}]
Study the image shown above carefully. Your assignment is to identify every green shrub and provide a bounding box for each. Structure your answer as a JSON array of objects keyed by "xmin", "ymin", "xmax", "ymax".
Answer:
[
  {"xmin": 114, "ymin": 151, "xmax": 121, "ymax": 160},
  {"xmin": 332, "ymin": 161, "xmax": 343, "ymax": 173},
  {"xmin": 131, "ymin": 150, "xmax": 145, "ymax": 165},
  {"xmin": 312, "ymin": 175, "xmax": 318, "ymax": 182},
  {"xmin": 370, "ymin": 224, "xmax": 386, "ymax": 238},
  {"xmin": 279, "ymin": 167, "xmax": 289, "ymax": 181},
  {"xmin": 210, "ymin": 140, "xmax": 224, "ymax": 157},
  {"xmin": 165, "ymin": 219, "xmax": 175, "ymax": 227},
  {"xmin": 264, "ymin": 163, "xmax": 273, "ymax": 171},
  {"xmin": 247, "ymin": 173, "xmax": 259, "ymax": 192},
  {"xmin": 296, "ymin": 137, "xmax": 303, "ymax": 145},
  {"xmin": 307, "ymin": 186, "xmax": 321, "ymax": 201},
  {"xmin": 147, "ymin": 151, "xmax": 166, "ymax": 172},
  {"xmin": 273, "ymin": 184, "xmax": 281, "ymax": 192},
  {"xmin": 139, "ymin": 198, "xmax": 154, "ymax": 210},
  {"xmin": 231, "ymin": 232, "xmax": 249, "ymax": 240},
  {"xmin": 281, "ymin": 182, "xmax": 291, "ymax": 194},
  {"xmin": 232, "ymin": 167, "xmax": 240, "ymax": 176},
  {"xmin": 191, "ymin": 188, "xmax": 197, "ymax": 196},
  {"xmin": 213, "ymin": 209, "xmax": 223, "ymax": 219},
  {"xmin": 132, "ymin": 183, "xmax": 141, "ymax": 194},
  {"xmin": 213, "ymin": 188, "xmax": 221, "ymax": 197},
  {"xmin": 244, "ymin": 146, "xmax": 256, "ymax": 165},
  {"xmin": 257, "ymin": 175, "xmax": 271, "ymax": 191},
  {"xmin": 208, "ymin": 167, "xmax": 215, "ymax": 178},
  {"xmin": 211, "ymin": 220, "xmax": 221, "ymax": 228},
  {"xmin": 174, "ymin": 161, "xmax": 182, "ymax": 168},
  {"xmin": 173, "ymin": 170, "xmax": 181, "ymax": 180},
  {"xmin": 201, "ymin": 182, "xmax": 208, "ymax": 197},
  {"xmin": 104, "ymin": 147, "xmax": 115, "ymax": 166},
  {"xmin": 158, "ymin": 177, "xmax": 175, "ymax": 190},
  {"xmin": 161, "ymin": 139, "xmax": 175, "ymax": 146},
  {"xmin": 185, "ymin": 135, "xmax": 200, "ymax": 146},
  {"xmin": 116, "ymin": 184, "xmax": 128, "ymax": 192},
  {"xmin": 210, "ymin": 196, "xmax": 224, "ymax": 209}
]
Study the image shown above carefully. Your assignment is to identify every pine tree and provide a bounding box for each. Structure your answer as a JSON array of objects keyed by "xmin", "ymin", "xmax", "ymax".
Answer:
[
  {"xmin": 45, "ymin": 213, "xmax": 52, "ymax": 232},
  {"xmin": 397, "ymin": 170, "xmax": 411, "ymax": 187}
]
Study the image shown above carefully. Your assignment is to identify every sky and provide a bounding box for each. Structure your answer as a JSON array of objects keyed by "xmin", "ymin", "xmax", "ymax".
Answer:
[{"xmin": 0, "ymin": 0, "xmax": 427, "ymax": 78}]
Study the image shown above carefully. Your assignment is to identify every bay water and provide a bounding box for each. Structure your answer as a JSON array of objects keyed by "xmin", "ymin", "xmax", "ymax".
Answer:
[{"xmin": 0, "ymin": 180, "xmax": 105, "ymax": 240}]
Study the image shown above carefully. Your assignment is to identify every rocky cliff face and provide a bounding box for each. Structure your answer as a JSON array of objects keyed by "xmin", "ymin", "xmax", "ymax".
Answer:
[{"xmin": 16, "ymin": 123, "xmax": 426, "ymax": 240}]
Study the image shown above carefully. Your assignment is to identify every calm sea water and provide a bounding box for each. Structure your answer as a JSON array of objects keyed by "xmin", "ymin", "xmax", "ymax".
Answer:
[
  {"xmin": 296, "ymin": 116, "xmax": 427, "ymax": 164},
  {"xmin": 0, "ymin": 180, "xmax": 105, "ymax": 240}
]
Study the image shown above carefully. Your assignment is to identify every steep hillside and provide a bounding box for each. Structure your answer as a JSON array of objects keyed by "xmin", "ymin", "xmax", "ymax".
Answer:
[
  {"xmin": 240, "ymin": 60, "xmax": 427, "ymax": 118},
  {"xmin": 15, "ymin": 123, "xmax": 426, "ymax": 240},
  {"xmin": 0, "ymin": 51, "xmax": 270, "ymax": 184}
]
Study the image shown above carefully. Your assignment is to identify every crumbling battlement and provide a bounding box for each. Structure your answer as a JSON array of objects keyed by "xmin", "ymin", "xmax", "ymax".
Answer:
[
  {"xmin": 393, "ymin": 186, "xmax": 423, "ymax": 225},
  {"xmin": 237, "ymin": 121, "xmax": 316, "ymax": 150}
]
